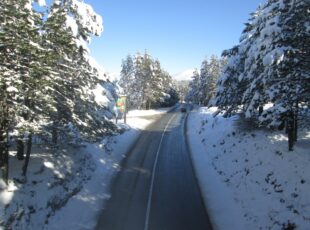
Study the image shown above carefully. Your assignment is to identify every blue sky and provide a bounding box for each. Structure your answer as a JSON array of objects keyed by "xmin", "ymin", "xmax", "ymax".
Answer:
[{"xmin": 87, "ymin": 0, "xmax": 263, "ymax": 77}]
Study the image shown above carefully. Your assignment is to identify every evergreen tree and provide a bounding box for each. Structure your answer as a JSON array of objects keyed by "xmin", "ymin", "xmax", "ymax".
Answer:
[
  {"xmin": 41, "ymin": 0, "xmax": 114, "ymax": 143},
  {"xmin": 119, "ymin": 55, "xmax": 135, "ymax": 109},
  {"xmin": 119, "ymin": 51, "xmax": 176, "ymax": 110},
  {"xmin": 206, "ymin": 55, "xmax": 222, "ymax": 104},
  {"xmin": 187, "ymin": 55, "xmax": 223, "ymax": 106},
  {"xmin": 214, "ymin": 0, "xmax": 310, "ymax": 150},
  {"xmin": 0, "ymin": 0, "xmax": 118, "ymax": 179},
  {"xmin": 198, "ymin": 58, "xmax": 209, "ymax": 105},
  {"xmin": 186, "ymin": 69, "xmax": 200, "ymax": 104},
  {"xmin": 174, "ymin": 80, "xmax": 190, "ymax": 102},
  {"xmin": 142, "ymin": 53, "xmax": 158, "ymax": 109},
  {"xmin": 0, "ymin": 0, "xmax": 49, "ymax": 177},
  {"xmin": 150, "ymin": 59, "xmax": 167, "ymax": 108},
  {"xmin": 213, "ymin": 46, "xmax": 248, "ymax": 116},
  {"xmin": 133, "ymin": 52, "xmax": 147, "ymax": 109}
]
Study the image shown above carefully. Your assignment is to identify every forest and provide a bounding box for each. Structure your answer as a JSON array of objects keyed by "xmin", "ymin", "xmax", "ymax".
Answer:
[
  {"xmin": 0, "ymin": 0, "xmax": 309, "ymax": 184},
  {"xmin": 0, "ymin": 0, "xmax": 309, "ymax": 229},
  {"xmin": 187, "ymin": 0, "xmax": 309, "ymax": 151}
]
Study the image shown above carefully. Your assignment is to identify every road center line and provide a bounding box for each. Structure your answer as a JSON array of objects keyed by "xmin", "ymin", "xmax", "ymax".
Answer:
[{"xmin": 144, "ymin": 113, "xmax": 177, "ymax": 230}]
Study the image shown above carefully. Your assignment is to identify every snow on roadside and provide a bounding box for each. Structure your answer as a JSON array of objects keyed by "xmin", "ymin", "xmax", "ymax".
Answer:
[
  {"xmin": 187, "ymin": 107, "xmax": 310, "ymax": 230},
  {"xmin": 127, "ymin": 107, "xmax": 173, "ymax": 118},
  {"xmin": 0, "ymin": 107, "xmax": 172, "ymax": 230}
]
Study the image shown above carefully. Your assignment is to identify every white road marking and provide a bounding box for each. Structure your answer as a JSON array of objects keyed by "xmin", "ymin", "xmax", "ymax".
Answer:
[{"xmin": 144, "ymin": 113, "xmax": 177, "ymax": 230}]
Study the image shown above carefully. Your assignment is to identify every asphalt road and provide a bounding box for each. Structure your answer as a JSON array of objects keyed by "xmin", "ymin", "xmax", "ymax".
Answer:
[{"xmin": 96, "ymin": 108, "xmax": 212, "ymax": 230}]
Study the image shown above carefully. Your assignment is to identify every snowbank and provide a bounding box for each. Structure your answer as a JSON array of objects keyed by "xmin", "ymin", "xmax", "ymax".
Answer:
[
  {"xmin": 187, "ymin": 107, "xmax": 310, "ymax": 230},
  {"xmin": 127, "ymin": 107, "xmax": 173, "ymax": 118}
]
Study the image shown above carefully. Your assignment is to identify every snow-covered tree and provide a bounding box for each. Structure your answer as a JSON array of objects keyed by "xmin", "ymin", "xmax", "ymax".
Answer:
[
  {"xmin": 174, "ymin": 80, "xmax": 190, "ymax": 102},
  {"xmin": 186, "ymin": 69, "xmax": 200, "ymax": 104},
  {"xmin": 40, "ymin": 0, "xmax": 116, "ymax": 143},
  {"xmin": 239, "ymin": 0, "xmax": 309, "ymax": 149},
  {"xmin": 140, "ymin": 53, "xmax": 156, "ymax": 109},
  {"xmin": 186, "ymin": 55, "xmax": 223, "ymax": 105},
  {"xmin": 156, "ymin": 69, "xmax": 179, "ymax": 107},
  {"xmin": 150, "ymin": 59, "xmax": 170, "ymax": 107},
  {"xmin": 213, "ymin": 46, "xmax": 248, "ymax": 116},
  {"xmin": 198, "ymin": 55, "xmax": 223, "ymax": 105},
  {"xmin": 259, "ymin": 0, "xmax": 309, "ymax": 150},
  {"xmin": 198, "ymin": 58, "xmax": 209, "ymax": 104},
  {"xmin": 0, "ymin": 0, "xmax": 118, "ymax": 180},
  {"xmin": 0, "ymin": 0, "xmax": 51, "ymax": 177},
  {"xmin": 214, "ymin": 0, "xmax": 310, "ymax": 150},
  {"xmin": 119, "ymin": 55, "xmax": 136, "ymax": 109},
  {"xmin": 119, "ymin": 51, "xmax": 176, "ymax": 110}
]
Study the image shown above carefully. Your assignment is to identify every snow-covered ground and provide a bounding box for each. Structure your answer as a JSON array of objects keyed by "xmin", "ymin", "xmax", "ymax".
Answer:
[
  {"xmin": 188, "ymin": 107, "xmax": 310, "ymax": 230},
  {"xmin": 0, "ymin": 107, "xmax": 172, "ymax": 230},
  {"xmin": 2, "ymin": 105, "xmax": 308, "ymax": 230}
]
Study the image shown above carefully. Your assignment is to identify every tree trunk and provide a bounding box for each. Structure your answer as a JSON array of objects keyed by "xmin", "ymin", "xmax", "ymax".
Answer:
[
  {"xmin": 294, "ymin": 101, "xmax": 298, "ymax": 142},
  {"xmin": 0, "ymin": 98, "xmax": 9, "ymax": 185},
  {"xmin": 259, "ymin": 106, "xmax": 263, "ymax": 115},
  {"xmin": 287, "ymin": 111, "xmax": 294, "ymax": 151},
  {"xmin": 52, "ymin": 122, "xmax": 58, "ymax": 145},
  {"xmin": 22, "ymin": 133, "xmax": 32, "ymax": 177},
  {"xmin": 0, "ymin": 135, "xmax": 9, "ymax": 185},
  {"xmin": 148, "ymin": 100, "xmax": 151, "ymax": 110},
  {"xmin": 4, "ymin": 130, "xmax": 9, "ymax": 184},
  {"xmin": 16, "ymin": 139, "xmax": 24, "ymax": 160},
  {"xmin": 294, "ymin": 113, "xmax": 298, "ymax": 143}
]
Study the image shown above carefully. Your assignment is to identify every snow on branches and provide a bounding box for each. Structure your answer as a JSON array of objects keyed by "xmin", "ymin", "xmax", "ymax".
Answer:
[
  {"xmin": 0, "ymin": 0, "xmax": 117, "ymax": 148},
  {"xmin": 213, "ymin": 0, "xmax": 310, "ymax": 150}
]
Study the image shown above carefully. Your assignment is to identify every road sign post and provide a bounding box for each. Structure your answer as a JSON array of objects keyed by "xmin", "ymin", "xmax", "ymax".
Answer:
[{"xmin": 116, "ymin": 95, "xmax": 127, "ymax": 124}]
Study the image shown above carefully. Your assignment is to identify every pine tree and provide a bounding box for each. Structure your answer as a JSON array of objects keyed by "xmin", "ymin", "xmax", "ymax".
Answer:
[
  {"xmin": 41, "ymin": 2, "xmax": 82, "ymax": 144},
  {"xmin": 241, "ymin": 0, "xmax": 284, "ymax": 120},
  {"xmin": 213, "ymin": 6, "xmax": 261, "ymax": 116},
  {"xmin": 1, "ymin": 0, "xmax": 117, "ymax": 179},
  {"xmin": 119, "ymin": 51, "xmax": 177, "ymax": 110},
  {"xmin": 175, "ymin": 80, "xmax": 189, "ymax": 102},
  {"xmin": 213, "ymin": 47, "xmax": 241, "ymax": 115},
  {"xmin": 119, "ymin": 55, "xmax": 135, "ymax": 109},
  {"xmin": 0, "ymin": 0, "xmax": 49, "ymax": 178},
  {"xmin": 149, "ymin": 59, "xmax": 166, "ymax": 108},
  {"xmin": 207, "ymin": 56, "xmax": 222, "ymax": 103},
  {"xmin": 257, "ymin": 0, "xmax": 310, "ymax": 150},
  {"xmin": 187, "ymin": 55, "xmax": 223, "ymax": 106},
  {"xmin": 140, "ymin": 52, "xmax": 156, "ymax": 109},
  {"xmin": 214, "ymin": 0, "xmax": 310, "ymax": 150},
  {"xmin": 41, "ymin": 0, "xmax": 114, "ymax": 143},
  {"xmin": 186, "ymin": 69, "xmax": 200, "ymax": 104},
  {"xmin": 198, "ymin": 58, "xmax": 209, "ymax": 105}
]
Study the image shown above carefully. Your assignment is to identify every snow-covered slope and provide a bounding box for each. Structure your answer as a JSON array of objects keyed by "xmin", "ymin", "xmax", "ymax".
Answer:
[{"xmin": 187, "ymin": 107, "xmax": 310, "ymax": 230}]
